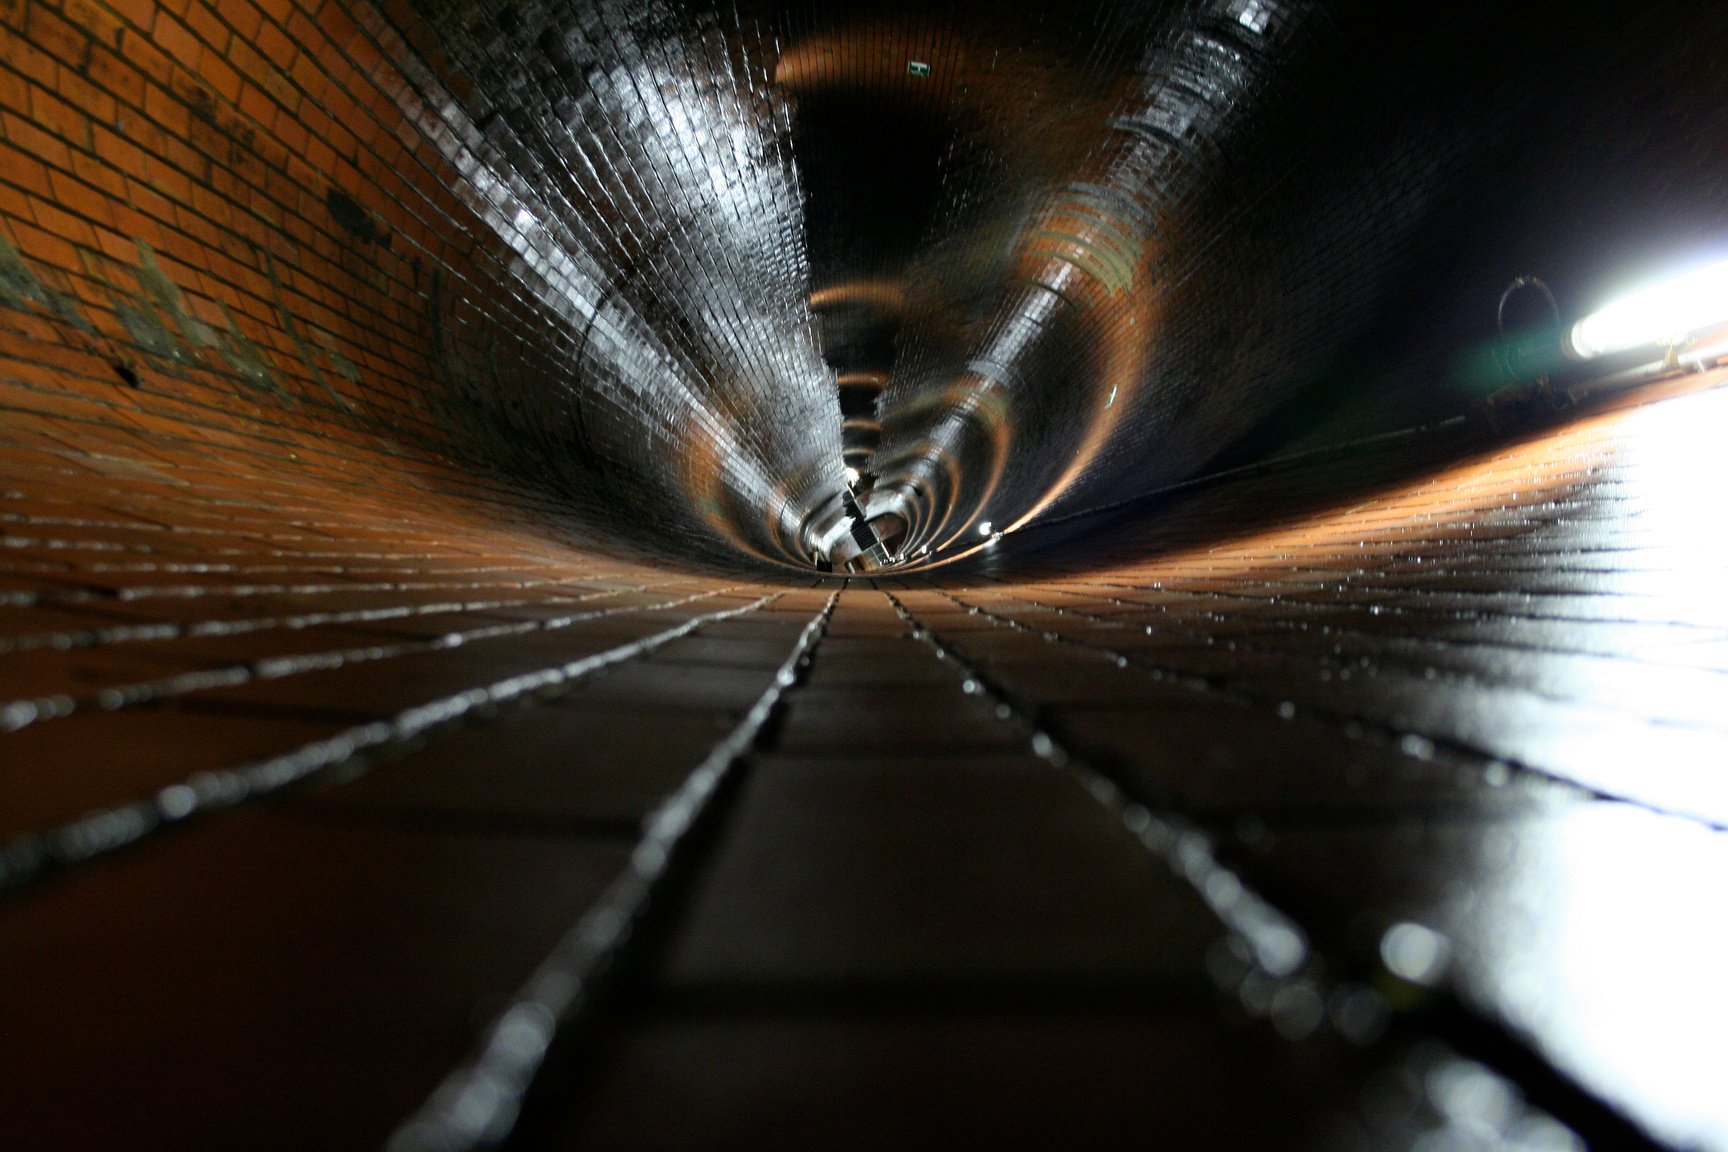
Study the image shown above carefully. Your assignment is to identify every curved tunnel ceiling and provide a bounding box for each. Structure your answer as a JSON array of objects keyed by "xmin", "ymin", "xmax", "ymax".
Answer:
[
  {"xmin": 339, "ymin": 0, "xmax": 1728, "ymax": 577},
  {"xmin": 36, "ymin": 0, "xmax": 1706, "ymax": 581}
]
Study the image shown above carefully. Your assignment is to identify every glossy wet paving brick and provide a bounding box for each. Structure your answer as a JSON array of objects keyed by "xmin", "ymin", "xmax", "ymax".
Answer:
[
  {"xmin": 0, "ymin": 811, "xmax": 635, "ymax": 1152},
  {"xmin": 1235, "ymin": 800, "xmax": 1728, "ymax": 1152},
  {"xmin": 655, "ymin": 751, "xmax": 1219, "ymax": 993},
  {"xmin": 4, "ymin": 375, "xmax": 1728, "ymax": 1152},
  {"xmin": 311, "ymin": 701, "xmax": 746, "ymax": 828},
  {"xmin": 0, "ymin": 707, "xmax": 352, "ymax": 834},
  {"xmin": 548, "ymin": 1012, "xmax": 1371, "ymax": 1152}
]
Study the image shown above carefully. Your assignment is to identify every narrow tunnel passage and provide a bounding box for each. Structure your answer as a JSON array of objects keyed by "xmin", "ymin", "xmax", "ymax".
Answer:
[{"xmin": 2, "ymin": 0, "xmax": 1728, "ymax": 1149}]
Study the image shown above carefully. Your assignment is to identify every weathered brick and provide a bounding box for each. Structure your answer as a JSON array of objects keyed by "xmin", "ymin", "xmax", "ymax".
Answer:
[{"xmin": 23, "ymin": 3, "xmax": 92, "ymax": 71}]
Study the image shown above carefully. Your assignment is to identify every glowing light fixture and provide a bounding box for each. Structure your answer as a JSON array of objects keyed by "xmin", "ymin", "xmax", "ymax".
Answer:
[
  {"xmin": 1570, "ymin": 255, "xmax": 1728, "ymax": 359},
  {"xmin": 844, "ymin": 466, "xmax": 860, "ymax": 485},
  {"xmin": 978, "ymin": 520, "xmax": 993, "ymax": 536}
]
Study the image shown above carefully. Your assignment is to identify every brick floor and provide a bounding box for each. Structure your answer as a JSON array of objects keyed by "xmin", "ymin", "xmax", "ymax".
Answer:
[{"xmin": 2, "ymin": 372, "xmax": 1725, "ymax": 1150}]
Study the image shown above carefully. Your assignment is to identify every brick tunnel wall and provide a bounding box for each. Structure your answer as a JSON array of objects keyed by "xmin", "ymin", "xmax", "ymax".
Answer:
[
  {"xmin": 0, "ymin": 0, "xmax": 842, "ymax": 572},
  {"xmin": 4, "ymin": 1, "xmax": 1728, "ymax": 1151},
  {"xmin": 1, "ymin": 0, "xmax": 598, "ymax": 537}
]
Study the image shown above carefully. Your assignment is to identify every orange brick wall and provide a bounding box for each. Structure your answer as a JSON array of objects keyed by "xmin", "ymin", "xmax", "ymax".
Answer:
[{"xmin": 0, "ymin": 0, "xmax": 650, "ymax": 563}]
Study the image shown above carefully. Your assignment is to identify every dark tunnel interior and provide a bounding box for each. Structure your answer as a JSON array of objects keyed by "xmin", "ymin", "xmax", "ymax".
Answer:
[{"xmin": 3, "ymin": 0, "xmax": 1728, "ymax": 1148}]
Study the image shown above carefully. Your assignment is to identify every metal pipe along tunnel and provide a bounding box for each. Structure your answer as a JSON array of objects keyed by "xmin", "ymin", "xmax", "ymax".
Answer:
[{"xmin": 2, "ymin": 0, "xmax": 1727, "ymax": 1148}]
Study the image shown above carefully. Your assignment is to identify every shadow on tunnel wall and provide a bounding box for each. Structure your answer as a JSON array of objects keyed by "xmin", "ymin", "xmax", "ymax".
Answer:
[
  {"xmin": 377, "ymin": 0, "xmax": 1728, "ymax": 577},
  {"xmin": 1192, "ymin": 0, "xmax": 1728, "ymax": 472},
  {"xmin": 924, "ymin": 397, "xmax": 1595, "ymax": 585},
  {"xmin": 912, "ymin": 0, "xmax": 1728, "ymax": 579}
]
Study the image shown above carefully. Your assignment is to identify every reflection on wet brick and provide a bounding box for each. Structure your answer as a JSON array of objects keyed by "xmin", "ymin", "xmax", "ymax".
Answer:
[{"xmin": 3, "ymin": 0, "xmax": 1728, "ymax": 1149}]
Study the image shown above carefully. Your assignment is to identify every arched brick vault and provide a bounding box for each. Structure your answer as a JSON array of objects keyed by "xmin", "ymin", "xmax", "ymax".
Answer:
[{"xmin": 2, "ymin": 0, "xmax": 1728, "ymax": 1148}]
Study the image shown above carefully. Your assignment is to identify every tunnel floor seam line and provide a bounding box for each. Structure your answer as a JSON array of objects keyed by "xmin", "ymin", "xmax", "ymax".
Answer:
[
  {"xmin": 882, "ymin": 589, "xmax": 1316, "ymax": 991},
  {"xmin": 1028, "ymin": 578, "xmax": 1728, "ymax": 660},
  {"xmin": 1, "ymin": 573, "xmax": 601, "ymax": 610},
  {"xmin": 0, "ymin": 590, "xmax": 783, "ymax": 899},
  {"xmin": 980, "ymin": 587, "xmax": 1728, "ymax": 752},
  {"xmin": 932, "ymin": 588, "xmax": 1700, "ymax": 825},
  {"xmin": 1060, "ymin": 574, "xmax": 1726, "ymax": 630},
  {"xmin": 945, "ymin": 585, "xmax": 1728, "ymax": 832},
  {"xmin": 0, "ymin": 582, "xmax": 653, "ymax": 654},
  {"xmin": 0, "ymin": 584, "xmax": 740, "ymax": 732},
  {"xmin": 386, "ymin": 589, "xmax": 840, "ymax": 1152},
  {"xmin": 882, "ymin": 589, "xmax": 1667, "ymax": 1151}
]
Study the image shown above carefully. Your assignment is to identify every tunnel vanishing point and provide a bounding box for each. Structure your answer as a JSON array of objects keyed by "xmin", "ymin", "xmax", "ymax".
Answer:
[{"xmin": 3, "ymin": 0, "xmax": 1728, "ymax": 1148}]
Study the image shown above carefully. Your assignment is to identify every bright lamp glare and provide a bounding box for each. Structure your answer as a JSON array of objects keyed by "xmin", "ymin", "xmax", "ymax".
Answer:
[
  {"xmin": 1571, "ymin": 255, "xmax": 1728, "ymax": 358},
  {"xmin": 978, "ymin": 520, "xmax": 993, "ymax": 536},
  {"xmin": 844, "ymin": 467, "xmax": 859, "ymax": 484}
]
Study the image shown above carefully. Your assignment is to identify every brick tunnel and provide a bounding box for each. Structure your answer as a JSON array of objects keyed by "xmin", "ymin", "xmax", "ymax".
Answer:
[{"xmin": 3, "ymin": 0, "xmax": 1728, "ymax": 1148}]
